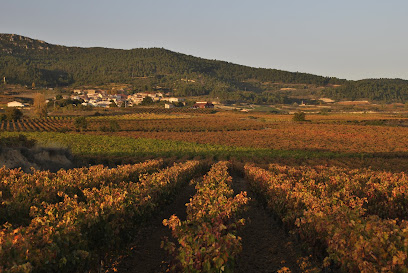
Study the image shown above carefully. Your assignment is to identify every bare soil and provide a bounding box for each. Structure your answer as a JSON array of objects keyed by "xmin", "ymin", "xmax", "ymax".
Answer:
[{"xmin": 232, "ymin": 176, "xmax": 320, "ymax": 273}]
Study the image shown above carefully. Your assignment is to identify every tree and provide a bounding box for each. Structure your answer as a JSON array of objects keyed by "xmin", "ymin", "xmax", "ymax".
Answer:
[
  {"xmin": 33, "ymin": 93, "xmax": 48, "ymax": 118},
  {"xmin": 109, "ymin": 100, "xmax": 118, "ymax": 107},
  {"xmin": 74, "ymin": 116, "xmax": 88, "ymax": 132},
  {"xmin": 5, "ymin": 108, "xmax": 23, "ymax": 121},
  {"xmin": 293, "ymin": 111, "xmax": 306, "ymax": 121},
  {"xmin": 141, "ymin": 96, "xmax": 153, "ymax": 105}
]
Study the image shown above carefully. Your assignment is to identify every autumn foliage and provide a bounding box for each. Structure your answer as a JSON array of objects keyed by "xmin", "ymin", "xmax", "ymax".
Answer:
[
  {"xmin": 244, "ymin": 164, "xmax": 408, "ymax": 272},
  {"xmin": 0, "ymin": 160, "xmax": 202, "ymax": 272}
]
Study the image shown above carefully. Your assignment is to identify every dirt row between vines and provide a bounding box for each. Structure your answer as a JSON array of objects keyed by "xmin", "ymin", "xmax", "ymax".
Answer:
[
  {"xmin": 103, "ymin": 180, "xmax": 197, "ymax": 273},
  {"xmin": 232, "ymin": 176, "xmax": 320, "ymax": 273},
  {"xmin": 104, "ymin": 175, "xmax": 320, "ymax": 273}
]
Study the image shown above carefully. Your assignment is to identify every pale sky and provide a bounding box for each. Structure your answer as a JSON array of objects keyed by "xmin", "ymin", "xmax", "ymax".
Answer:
[{"xmin": 1, "ymin": 0, "xmax": 407, "ymax": 80}]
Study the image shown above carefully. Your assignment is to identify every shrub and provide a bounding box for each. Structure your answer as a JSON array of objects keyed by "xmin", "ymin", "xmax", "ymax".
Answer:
[
  {"xmin": 74, "ymin": 116, "xmax": 88, "ymax": 131},
  {"xmin": 5, "ymin": 107, "xmax": 23, "ymax": 121}
]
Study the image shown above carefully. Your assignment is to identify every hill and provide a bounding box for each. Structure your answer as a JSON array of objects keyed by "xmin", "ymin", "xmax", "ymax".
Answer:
[{"xmin": 1, "ymin": 33, "xmax": 408, "ymax": 103}]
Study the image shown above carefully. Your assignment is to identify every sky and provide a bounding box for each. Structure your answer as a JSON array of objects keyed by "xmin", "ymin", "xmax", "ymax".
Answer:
[{"xmin": 1, "ymin": 0, "xmax": 407, "ymax": 80}]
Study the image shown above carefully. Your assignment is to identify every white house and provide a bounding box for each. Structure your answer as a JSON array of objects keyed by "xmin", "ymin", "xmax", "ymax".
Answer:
[
  {"xmin": 7, "ymin": 101, "xmax": 25, "ymax": 108},
  {"xmin": 129, "ymin": 95, "xmax": 145, "ymax": 105},
  {"xmin": 94, "ymin": 101, "xmax": 112, "ymax": 108},
  {"xmin": 169, "ymin": 97, "xmax": 184, "ymax": 103},
  {"xmin": 86, "ymin": 89, "xmax": 96, "ymax": 95},
  {"xmin": 162, "ymin": 97, "xmax": 184, "ymax": 103}
]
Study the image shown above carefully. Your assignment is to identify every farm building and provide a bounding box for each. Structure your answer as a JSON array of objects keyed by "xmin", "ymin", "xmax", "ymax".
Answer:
[
  {"xmin": 7, "ymin": 101, "xmax": 25, "ymax": 108},
  {"xmin": 193, "ymin": 101, "xmax": 214, "ymax": 109}
]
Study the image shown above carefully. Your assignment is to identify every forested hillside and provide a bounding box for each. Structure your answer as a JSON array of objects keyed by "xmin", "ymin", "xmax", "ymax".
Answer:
[
  {"xmin": 0, "ymin": 34, "xmax": 340, "ymax": 93},
  {"xmin": 323, "ymin": 79, "xmax": 408, "ymax": 102},
  {"xmin": 1, "ymin": 34, "xmax": 408, "ymax": 103}
]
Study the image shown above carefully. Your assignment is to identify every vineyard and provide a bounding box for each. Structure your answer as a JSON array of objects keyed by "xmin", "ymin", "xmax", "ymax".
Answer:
[
  {"xmin": 244, "ymin": 164, "xmax": 408, "ymax": 272},
  {"xmin": 3, "ymin": 158, "xmax": 408, "ymax": 272},
  {"xmin": 0, "ymin": 115, "xmax": 265, "ymax": 132},
  {"xmin": 0, "ymin": 159, "xmax": 206, "ymax": 272},
  {"xmin": 2, "ymin": 111, "xmax": 408, "ymax": 272},
  {"xmin": 4, "ymin": 112, "xmax": 408, "ymax": 155}
]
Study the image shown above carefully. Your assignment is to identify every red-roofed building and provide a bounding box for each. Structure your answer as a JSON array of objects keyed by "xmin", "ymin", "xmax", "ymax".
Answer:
[{"xmin": 193, "ymin": 101, "xmax": 214, "ymax": 109}]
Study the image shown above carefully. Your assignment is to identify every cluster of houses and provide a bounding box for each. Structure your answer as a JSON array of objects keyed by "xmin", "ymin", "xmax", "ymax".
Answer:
[
  {"xmin": 70, "ymin": 89, "xmax": 182, "ymax": 108},
  {"xmin": 69, "ymin": 90, "xmax": 214, "ymax": 109},
  {"xmin": 71, "ymin": 89, "xmax": 128, "ymax": 108},
  {"xmin": 5, "ymin": 89, "xmax": 216, "ymax": 110},
  {"xmin": 127, "ymin": 92, "xmax": 185, "ymax": 107}
]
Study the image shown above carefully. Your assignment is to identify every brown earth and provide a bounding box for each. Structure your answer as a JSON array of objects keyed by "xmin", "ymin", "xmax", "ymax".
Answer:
[{"xmin": 232, "ymin": 176, "xmax": 320, "ymax": 273}]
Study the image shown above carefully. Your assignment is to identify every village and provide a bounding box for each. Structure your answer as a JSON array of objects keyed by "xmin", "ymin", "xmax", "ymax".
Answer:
[
  {"xmin": 4, "ymin": 88, "xmax": 216, "ymax": 110},
  {"xmin": 3, "ymin": 83, "xmax": 408, "ymax": 116}
]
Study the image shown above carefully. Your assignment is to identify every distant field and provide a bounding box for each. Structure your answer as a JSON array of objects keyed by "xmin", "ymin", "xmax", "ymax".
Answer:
[
  {"xmin": 3, "ymin": 111, "xmax": 408, "ymax": 158},
  {"xmin": 0, "ymin": 131, "xmax": 342, "ymax": 161},
  {"xmin": 88, "ymin": 112, "xmax": 193, "ymax": 120},
  {"xmin": 120, "ymin": 122, "xmax": 408, "ymax": 153}
]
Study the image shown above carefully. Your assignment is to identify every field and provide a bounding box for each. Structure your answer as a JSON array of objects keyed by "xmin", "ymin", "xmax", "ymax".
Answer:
[{"xmin": 2, "ymin": 110, "xmax": 408, "ymax": 272}]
